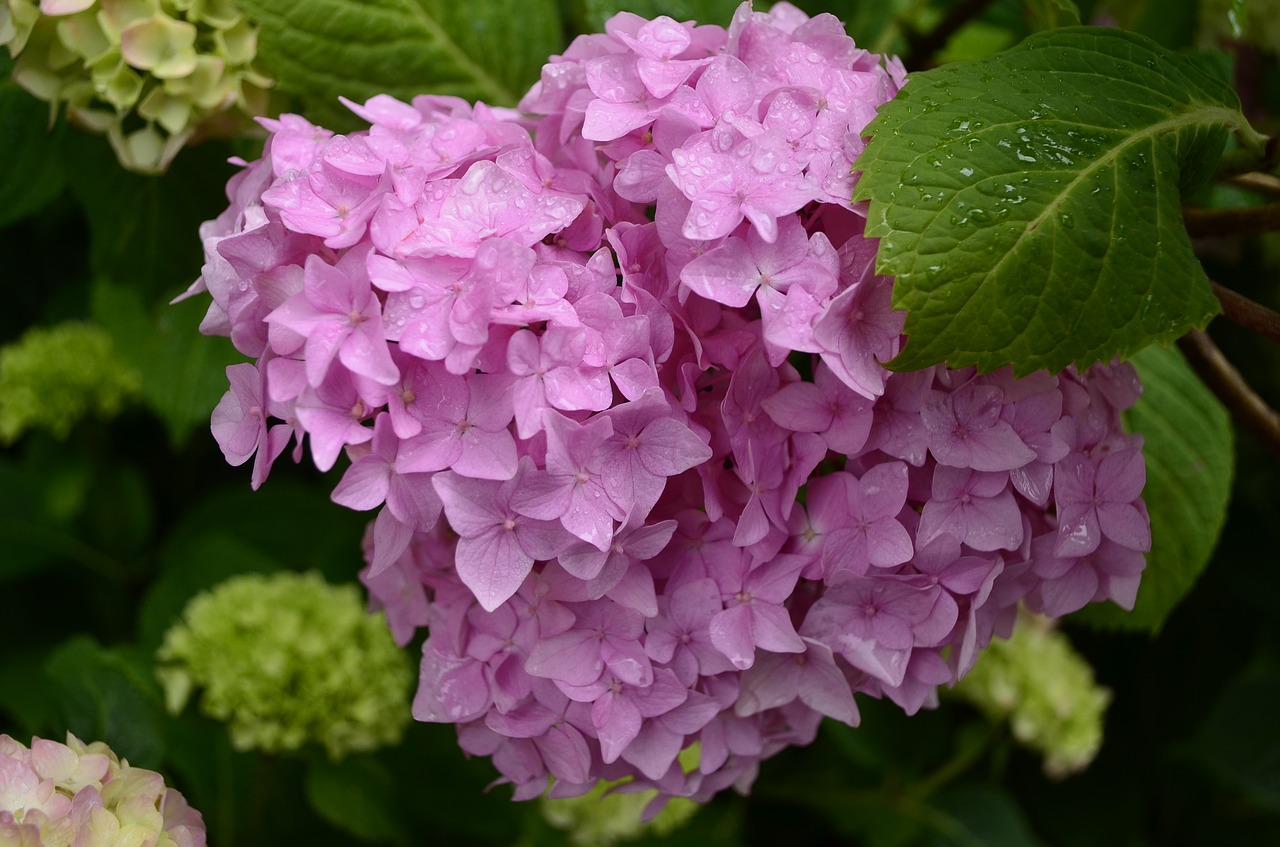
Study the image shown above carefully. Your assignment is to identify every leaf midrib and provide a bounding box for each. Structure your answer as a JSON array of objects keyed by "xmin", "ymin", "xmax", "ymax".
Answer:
[{"xmin": 918, "ymin": 103, "xmax": 1240, "ymax": 316}]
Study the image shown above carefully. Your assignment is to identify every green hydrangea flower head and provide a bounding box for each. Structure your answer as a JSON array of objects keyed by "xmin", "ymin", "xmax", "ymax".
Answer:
[
  {"xmin": 0, "ymin": 731, "xmax": 206, "ymax": 847},
  {"xmin": 541, "ymin": 745, "xmax": 700, "ymax": 845},
  {"xmin": 541, "ymin": 782, "xmax": 698, "ymax": 846},
  {"xmin": 954, "ymin": 610, "xmax": 1111, "ymax": 777},
  {"xmin": 0, "ymin": 0, "xmax": 272, "ymax": 172},
  {"xmin": 156, "ymin": 571, "xmax": 413, "ymax": 760},
  {"xmin": 0, "ymin": 321, "xmax": 140, "ymax": 444}
]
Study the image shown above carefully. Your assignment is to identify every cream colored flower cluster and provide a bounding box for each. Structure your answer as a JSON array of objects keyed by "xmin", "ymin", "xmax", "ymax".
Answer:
[
  {"xmin": 0, "ymin": 0, "xmax": 270, "ymax": 172},
  {"xmin": 0, "ymin": 733, "xmax": 205, "ymax": 847}
]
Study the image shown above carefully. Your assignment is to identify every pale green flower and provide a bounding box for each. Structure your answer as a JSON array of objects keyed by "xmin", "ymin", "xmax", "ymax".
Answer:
[
  {"xmin": 156, "ymin": 571, "xmax": 413, "ymax": 760},
  {"xmin": 541, "ymin": 745, "xmax": 700, "ymax": 845},
  {"xmin": 0, "ymin": 321, "xmax": 140, "ymax": 444},
  {"xmin": 954, "ymin": 610, "xmax": 1111, "ymax": 777},
  {"xmin": 541, "ymin": 783, "xmax": 699, "ymax": 847},
  {"xmin": 1, "ymin": 0, "xmax": 271, "ymax": 172}
]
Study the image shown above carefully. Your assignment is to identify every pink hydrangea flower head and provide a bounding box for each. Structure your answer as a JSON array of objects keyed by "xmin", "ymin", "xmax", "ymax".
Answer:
[{"xmin": 191, "ymin": 0, "xmax": 1149, "ymax": 810}]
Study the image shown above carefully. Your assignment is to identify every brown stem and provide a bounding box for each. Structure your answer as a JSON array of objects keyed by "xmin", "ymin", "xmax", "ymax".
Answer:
[
  {"xmin": 1226, "ymin": 172, "xmax": 1280, "ymax": 199},
  {"xmin": 903, "ymin": 0, "xmax": 1000, "ymax": 70},
  {"xmin": 1184, "ymin": 204, "xmax": 1280, "ymax": 238},
  {"xmin": 1177, "ymin": 330, "xmax": 1280, "ymax": 460},
  {"xmin": 1213, "ymin": 282, "xmax": 1280, "ymax": 344}
]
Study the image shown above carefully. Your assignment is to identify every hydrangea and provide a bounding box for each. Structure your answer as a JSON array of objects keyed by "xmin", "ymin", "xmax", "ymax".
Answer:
[
  {"xmin": 541, "ymin": 775, "xmax": 699, "ymax": 846},
  {"xmin": 156, "ymin": 571, "xmax": 413, "ymax": 759},
  {"xmin": 953, "ymin": 611, "xmax": 1111, "ymax": 777},
  {"xmin": 1, "ymin": 0, "xmax": 271, "ymax": 172},
  {"xmin": 0, "ymin": 321, "xmax": 140, "ymax": 444},
  {"xmin": 0, "ymin": 732, "xmax": 205, "ymax": 847},
  {"xmin": 188, "ymin": 1, "xmax": 1150, "ymax": 807}
]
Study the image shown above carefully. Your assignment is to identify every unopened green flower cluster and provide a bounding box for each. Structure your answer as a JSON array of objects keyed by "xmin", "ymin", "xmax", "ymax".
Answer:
[
  {"xmin": 0, "ymin": 321, "xmax": 140, "ymax": 444},
  {"xmin": 156, "ymin": 571, "xmax": 412, "ymax": 760},
  {"xmin": 954, "ymin": 611, "xmax": 1110, "ymax": 777},
  {"xmin": 542, "ymin": 782, "xmax": 698, "ymax": 846},
  {"xmin": 0, "ymin": 0, "xmax": 271, "ymax": 172},
  {"xmin": 541, "ymin": 745, "xmax": 700, "ymax": 845}
]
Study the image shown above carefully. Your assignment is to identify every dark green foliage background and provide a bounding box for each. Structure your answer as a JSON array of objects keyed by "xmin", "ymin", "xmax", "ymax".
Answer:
[{"xmin": 2, "ymin": 1, "xmax": 1278, "ymax": 844}]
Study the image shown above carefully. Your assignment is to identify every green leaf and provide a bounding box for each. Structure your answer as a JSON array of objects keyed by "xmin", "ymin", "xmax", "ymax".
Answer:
[
  {"xmin": 0, "ymin": 648, "xmax": 60, "ymax": 737},
  {"xmin": 578, "ymin": 0, "xmax": 742, "ymax": 31},
  {"xmin": 1071, "ymin": 344, "xmax": 1233, "ymax": 632},
  {"xmin": 305, "ymin": 756, "xmax": 411, "ymax": 845},
  {"xmin": 137, "ymin": 530, "xmax": 283, "ymax": 651},
  {"xmin": 854, "ymin": 27, "xmax": 1259, "ymax": 375},
  {"xmin": 923, "ymin": 783, "xmax": 1049, "ymax": 847},
  {"xmin": 239, "ymin": 0, "xmax": 564, "ymax": 129},
  {"xmin": 44, "ymin": 636, "xmax": 168, "ymax": 768},
  {"xmin": 0, "ymin": 83, "xmax": 66, "ymax": 228},
  {"xmin": 1020, "ymin": 0, "xmax": 1082, "ymax": 29},
  {"xmin": 62, "ymin": 133, "xmax": 235, "ymax": 298},
  {"xmin": 1189, "ymin": 662, "xmax": 1280, "ymax": 813},
  {"xmin": 91, "ymin": 278, "xmax": 239, "ymax": 447}
]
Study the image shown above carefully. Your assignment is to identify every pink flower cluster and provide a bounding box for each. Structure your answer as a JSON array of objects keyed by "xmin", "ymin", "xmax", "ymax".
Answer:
[{"xmin": 189, "ymin": 2, "xmax": 1149, "ymax": 809}]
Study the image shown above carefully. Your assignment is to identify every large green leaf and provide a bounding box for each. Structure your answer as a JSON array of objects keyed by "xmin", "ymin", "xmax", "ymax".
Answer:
[
  {"xmin": 1190, "ymin": 663, "xmax": 1280, "ymax": 813},
  {"xmin": 577, "ymin": 0, "xmax": 743, "ymax": 31},
  {"xmin": 0, "ymin": 67, "xmax": 66, "ymax": 228},
  {"xmin": 923, "ymin": 783, "xmax": 1049, "ymax": 847},
  {"xmin": 305, "ymin": 757, "xmax": 411, "ymax": 845},
  {"xmin": 44, "ymin": 637, "xmax": 168, "ymax": 768},
  {"xmin": 239, "ymin": 0, "xmax": 564, "ymax": 130},
  {"xmin": 854, "ymin": 27, "xmax": 1261, "ymax": 375},
  {"xmin": 91, "ymin": 279, "xmax": 239, "ymax": 447},
  {"xmin": 62, "ymin": 134, "xmax": 235, "ymax": 299},
  {"xmin": 1072, "ymin": 344, "xmax": 1233, "ymax": 632}
]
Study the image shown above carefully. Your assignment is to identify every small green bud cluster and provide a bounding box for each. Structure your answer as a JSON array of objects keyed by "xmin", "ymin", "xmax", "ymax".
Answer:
[
  {"xmin": 541, "ymin": 782, "xmax": 699, "ymax": 846},
  {"xmin": 0, "ymin": 0, "xmax": 271, "ymax": 172},
  {"xmin": 954, "ymin": 611, "xmax": 1111, "ymax": 777},
  {"xmin": 541, "ymin": 744, "xmax": 700, "ymax": 845},
  {"xmin": 156, "ymin": 571, "xmax": 413, "ymax": 760},
  {"xmin": 0, "ymin": 321, "xmax": 140, "ymax": 444}
]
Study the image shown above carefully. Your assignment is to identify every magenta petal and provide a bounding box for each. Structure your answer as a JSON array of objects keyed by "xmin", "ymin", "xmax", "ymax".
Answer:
[
  {"xmin": 838, "ymin": 636, "xmax": 911, "ymax": 688},
  {"xmin": 761, "ymin": 382, "xmax": 831, "ymax": 432},
  {"xmin": 1039, "ymin": 565, "xmax": 1098, "ymax": 616},
  {"xmin": 303, "ymin": 320, "xmax": 351, "ymax": 387},
  {"xmin": 455, "ymin": 428, "xmax": 518, "ymax": 481},
  {"xmin": 1098, "ymin": 502, "xmax": 1151, "ymax": 551},
  {"xmin": 606, "ymin": 562, "xmax": 659, "ymax": 617},
  {"xmin": 537, "ymin": 724, "xmax": 592, "ymax": 784},
  {"xmin": 1055, "ymin": 504, "xmax": 1102, "ymax": 558},
  {"xmin": 749, "ymin": 602, "xmax": 805, "ymax": 655},
  {"xmin": 386, "ymin": 472, "xmax": 443, "ymax": 529},
  {"xmin": 413, "ymin": 650, "xmax": 490, "ymax": 723},
  {"xmin": 454, "ymin": 530, "xmax": 534, "ymax": 611},
  {"xmin": 797, "ymin": 645, "xmax": 859, "ymax": 726},
  {"xmin": 709, "ymin": 603, "xmax": 756, "ymax": 670},
  {"xmin": 680, "ymin": 239, "xmax": 757, "ymax": 307},
  {"xmin": 622, "ymin": 722, "xmax": 684, "ymax": 780},
  {"xmin": 593, "ymin": 691, "xmax": 643, "ymax": 763},
  {"xmin": 866, "ymin": 520, "xmax": 913, "ymax": 568},
  {"xmin": 367, "ymin": 506, "xmax": 413, "ymax": 578},
  {"xmin": 601, "ymin": 638, "xmax": 653, "ymax": 687},
  {"xmin": 526, "ymin": 630, "xmax": 604, "ymax": 686},
  {"xmin": 331, "ymin": 458, "xmax": 391, "ymax": 511}
]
